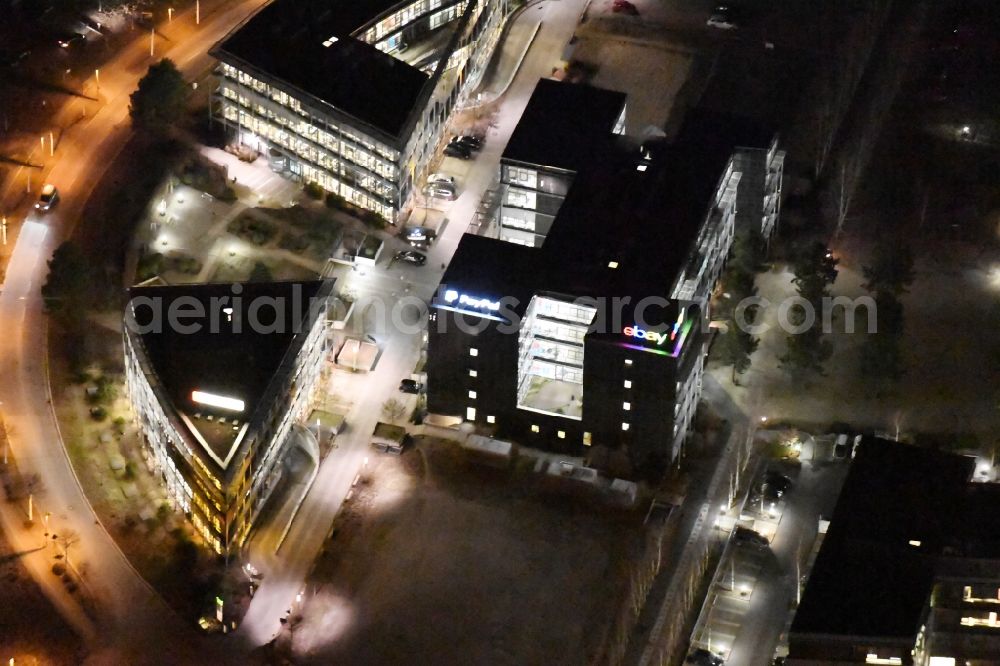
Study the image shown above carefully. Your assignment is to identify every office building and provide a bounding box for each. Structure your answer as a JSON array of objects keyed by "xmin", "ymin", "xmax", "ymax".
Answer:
[
  {"xmin": 427, "ymin": 80, "xmax": 748, "ymax": 468},
  {"xmin": 123, "ymin": 280, "xmax": 335, "ymax": 554},
  {"xmin": 788, "ymin": 437, "xmax": 1000, "ymax": 666},
  {"xmin": 211, "ymin": 0, "xmax": 510, "ymax": 222}
]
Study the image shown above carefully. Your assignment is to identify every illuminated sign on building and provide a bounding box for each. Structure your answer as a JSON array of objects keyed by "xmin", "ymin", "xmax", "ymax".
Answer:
[
  {"xmin": 191, "ymin": 390, "xmax": 245, "ymax": 413},
  {"xmin": 443, "ymin": 289, "xmax": 501, "ymax": 312},
  {"xmin": 623, "ymin": 325, "xmax": 672, "ymax": 346},
  {"xmin": 618, "ymin": 317, "xmax": 694, "ymax": 358}
]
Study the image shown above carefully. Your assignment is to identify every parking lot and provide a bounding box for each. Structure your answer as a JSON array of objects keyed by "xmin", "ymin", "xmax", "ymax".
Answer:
[{"xmin": 689, "ymin": 455, "xmax": 849, "ymax": 664}]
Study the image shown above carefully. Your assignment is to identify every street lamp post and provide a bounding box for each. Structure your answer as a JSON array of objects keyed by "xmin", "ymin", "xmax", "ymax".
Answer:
[
  {"xmin": 2, "ymin": 216, "xmax": 7, "ymax": 246},
  {"xmin": 150, "ymin": 28, "xmax": 155, "ymax": 57},
  {"xmin": 196, "ymin": 0, "xmax": 200, "ymax": 24},
  {"xmin": 95, "ymin": 68, "xmax": 100, "ymax": 96},
  {"xmin": 168, "ymin": 7, "xmax": 173, "ymax": 21},
  {"xmin": 49, "ymin": 131, "xmax": 54, "ymax": 156}
]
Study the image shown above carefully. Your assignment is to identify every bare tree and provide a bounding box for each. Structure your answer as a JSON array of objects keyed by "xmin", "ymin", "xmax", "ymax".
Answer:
[
  {"xmin": 809, "ymin": 0, "xmax": 893, "ymax": 180},
  {"xmin": 381, "ymin": 398, "xmax": 407, "ymax": 424},
  {"xmin": 57, "ymin": 529, "xmax": 81, "ymax": 569}
]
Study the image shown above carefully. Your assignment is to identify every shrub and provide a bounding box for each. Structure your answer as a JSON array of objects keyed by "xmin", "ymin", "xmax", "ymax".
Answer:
[
  {"xmin": 137, "ymin": 252, "xmax": 165, "ymax": 281},
  {"xmin": 325, "ymin": 192, "xmax": 348, "ymax": 209},
  {"xmin": 362, "ymin": 211, "xmax": 387, "ymax": 230},
  {"xmin": 89, "ymin": 406, "xmax": 108, "ymax": 421},
  {"xmin": 304, "ymin": 182, "xmax": 324, "ymax": 200}
]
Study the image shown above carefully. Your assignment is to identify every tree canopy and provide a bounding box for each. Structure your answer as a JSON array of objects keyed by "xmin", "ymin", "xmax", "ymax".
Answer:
[
  {"xmin": 862, "ymin": 241, "xmax": 914, "ymax": 297},
  {"xmin": 129, "ymin": 59, "xmax": 188, "ymax": 130}
]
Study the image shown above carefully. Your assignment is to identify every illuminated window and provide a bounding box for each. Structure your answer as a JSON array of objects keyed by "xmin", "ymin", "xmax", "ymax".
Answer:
[
  {"xmin": 583, "ymin": 432, "xmax": 592, "ymax": 446},
  {"xmin": 469, "ymin": 348, "xmax": 478, "ymax": 357},
  {"xmin": 466, "ymin": 407, "xmax": 476, "ymax": 421},
  {"xmin": 624, "ymin": 359, "xmax": 633, "ymax": 366},
  {"xmin": 468, "ymin": 390, "xmax": 477, "ymax": 399},
  {"xmin": 623, "ymin": 402, "xmax": 631, "ymax": 411},
  {"xmin": 486, "ymin": 415, "xmax": 495, "ymax": 424},
  {"xmin": 621, "ymin": 422, "xmax": 630, "ymax": 431},
  {"xmin": 557, "ymin": 430, "xmax": 566, "ymax": 439},
  {"xmin": 468, "ymin": 369, "xmax": 478, "ymax": 377},
  {"xmin": 623, "ymin": 380, "xmax": 632, "ymax": 389},
  {"xmin": 531, "ymin": 424, "xmax": 540, "ymax": 433},
  {"xmin": 607, "ymin": 261, "xmax": 619, "ymax": 269}
]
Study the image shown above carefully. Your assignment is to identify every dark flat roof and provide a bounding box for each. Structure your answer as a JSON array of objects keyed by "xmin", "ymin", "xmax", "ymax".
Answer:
[
  {"xmin": 502, "ymin": 79, "xmax": 627, "ymax": 172},
  {"xmin": 128, "ymin": 280, "xmax": 326, "ymax": 462},
  {"xmin": 445, "ymin": 141, "xmax": 730, "ymax": 306},
  {"xmin": 675, "ymin": 108, "xmax": 777, "ymax": 153},
  {"xmin": 791, "ymin": 438, "xmax": 974, "ymax": 640},
  {"xmin": 213, "ymin": 0, "xmax": 429, "ymax": 138}
]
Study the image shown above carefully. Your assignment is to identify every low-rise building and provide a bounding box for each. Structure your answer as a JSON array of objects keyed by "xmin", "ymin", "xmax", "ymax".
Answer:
[
  {"xmin": 788, "ymin": 437, "xmax": 1000, "ymax": 666},
  {"xmin": 123, "ymin": 280, "xmax": 335, "ymax": 554}
]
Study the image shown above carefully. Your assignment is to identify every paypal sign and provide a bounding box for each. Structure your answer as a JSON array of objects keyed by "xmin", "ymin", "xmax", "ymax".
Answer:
[{"xmin": 443, "ymin": 289, "xmax": 501, "ymax": 312}]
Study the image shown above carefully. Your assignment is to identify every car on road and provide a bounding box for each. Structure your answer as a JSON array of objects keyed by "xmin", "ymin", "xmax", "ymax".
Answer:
[
  {"xmin": 427, "ymin": 172, "xmax": 455, "ymax": 186},
  {"xmin": 443, "ymin": 142, "xmax": 472, "ymax": 159},
  {"xmin": 399, "ymin": 379, "xmax": 423, "ymax": 394},
  {"xmin": 56, "ymin": 31, "xmax": 86, "ymax": 48},
  {"xmin": 612, "ymin": 0, "xmax": 639, "ymax": 15},
  {"xmin": 451, "ymin": 135, "xmax": 482, "ymax": 151},
  {"xmin": 734, "ymin": 526, "xmax": 769, "ymax": 548},
  {"xmin": 686, "ymin": 648, "xmax": 724, "ymax": 666},
  {"xmin": 404, "ymin": 226, "xmax": 437, "ymax": 247},
  {"xmin": 394, "ymin": 250, "xmax": 427, "ymax": 266},
  {"xmin": 422, "ymin": 182, "xmax": 457, "ymax": 200},
  {"xmin": 35, "ymin": 184, "xmax": 60, "ymax": 212},
  {"xmin": 706, "ymin": 5, "xmax": 740, "ymax": 29}
]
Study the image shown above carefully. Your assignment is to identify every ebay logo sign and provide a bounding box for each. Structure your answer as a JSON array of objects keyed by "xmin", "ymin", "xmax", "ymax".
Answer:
[{"xmin": 623, "ymin": 325, "xmax": 673, "ymax": 346}]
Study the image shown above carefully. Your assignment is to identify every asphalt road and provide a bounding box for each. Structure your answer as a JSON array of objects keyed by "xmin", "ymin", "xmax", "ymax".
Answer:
[{"xmin": 0, "ymin": 0, "xmax": 269, "ymax": 662}]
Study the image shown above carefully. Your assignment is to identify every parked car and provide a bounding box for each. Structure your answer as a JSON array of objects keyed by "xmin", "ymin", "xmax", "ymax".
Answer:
[
  {"xmin": 394, "ymin": 250, "xmax": 427, "ymax": 266},
  {"xmin": 399, "ymin": 379, "xmax": 423, "ymax": 394},
  {"xmin": 686, "ymin": 648, "xmax": 724, "ymax": 666},
  {"xmin": 427, "ymin": 172, "xmax": 455, "ymax": 186},
  {"xmin": 706, "ymin": 5, "xmax": 740, "ymax": 29},
  {"xmin": 422, "ymin": 182, "xmax": 457, "ymax": 200},
  {"xmin": 405, "ymin": 226, "xmax": 437, "ymax": 246},
  {"xmin": 451, "ymin": 135, "xmax": 482, "ymax": 150},
  {"xmin": 734, "ymin": 526, "xmax": 769, "ymax": 548},
  {"xmin": 56, "ymin": 31, "xmax": 86, "ymax": 48},
  {"xmin": 35, "ymin": 184, "xmax": 60, "ymax": 211},
  {"xmin": 612, "ymin": 0, "xmax": 639, "ymax": 15},
  {"xmin": 763, "ymin": 471, "xmax": 792, "ymax": 499},
  {"xmin": 443, "ymin": 143, "xmax": 472, "ymax": 159}
]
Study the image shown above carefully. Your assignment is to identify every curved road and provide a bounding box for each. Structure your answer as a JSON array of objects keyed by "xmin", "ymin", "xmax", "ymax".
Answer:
[{"xmin": 0, "ymin": 1, "xmax": 265, "ymax": 662}]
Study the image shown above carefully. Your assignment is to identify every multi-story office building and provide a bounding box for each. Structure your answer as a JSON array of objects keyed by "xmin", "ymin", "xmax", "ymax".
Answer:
[
  {"xmin": 123, "ymin": 280, "xmax": 335, "ymax": 554},
  {"xmin": 788, "ymin": 438, "xmax": 1000, "ymax": 666},
  {"xmin": 427, "ymin": 80, "xmax": 746, "ymax": 468},
  {"xmin": 675, "ymin": 109, "xmax": 785, "ymax": 243},
  {"xmin": 210, "ymin": 0, "xmax": 510, "ymax": 222}
]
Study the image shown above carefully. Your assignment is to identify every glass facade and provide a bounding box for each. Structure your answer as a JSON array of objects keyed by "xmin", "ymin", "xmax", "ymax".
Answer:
[
  {"xmin": 214, "ymin": 0, "xmax": 510, "ymax": 223},
  {"xmin": 123, "ymin": 290, "xmax": 332, "ymax": 556},
  {"xmin": 516, "ymin": 295, "xmax": 596, "ymax": 419}
]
